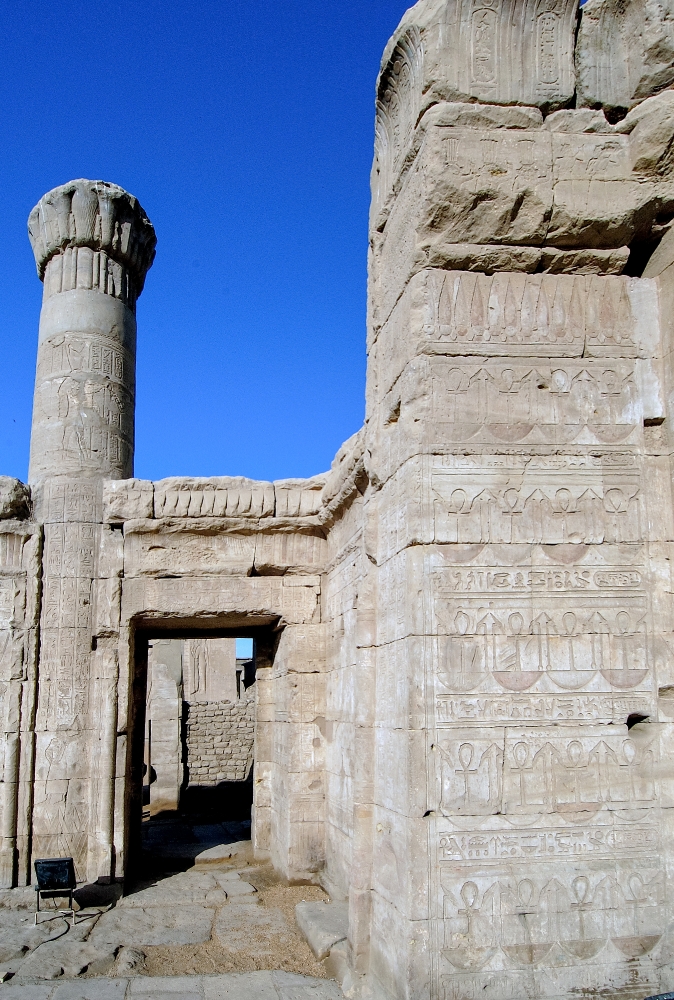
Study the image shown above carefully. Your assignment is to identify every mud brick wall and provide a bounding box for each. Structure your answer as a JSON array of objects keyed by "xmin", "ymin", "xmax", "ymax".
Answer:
[{"xmin": 184, "ymin": 697, "xmax": 255, "ymax": 784}]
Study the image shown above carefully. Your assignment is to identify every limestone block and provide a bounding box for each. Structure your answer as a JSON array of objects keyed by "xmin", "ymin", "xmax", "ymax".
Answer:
[
  {"xmin": 253, "ymin": 532, "xmax": 326, "ymax": 576},
  {"xmin": 375, "ymin": 637, "xmax": 426, "ymax": 732},
  {"xmin": 271, "ymin": 672, "xmax": 326, "ymax": 725},
  {"xmin": 539, "ymin": 246, "xmax": 630, "ymax": 273},
  {"xmin": 154, "ymin": 477, "xmax": 274, "ymax": 518},
  {"xmin": 12, "ymin": 919, "xmax": 119, "ymax": 982},
  {"xmin": 119, "ymin": 870, "xmax": 227, "ymax": 907},
  {"xmin": 0, "ymin": 479, "xmax": 30, "ymax": 521},
  {"xmin": 545, "ymin": 108, "xmax": 614, "ymax": 133},
  {"xmin": 369, "ymin": 893, "xmax": 429, "ymax": 1000},
  {"xmin": 373, "ymin": 0, "xmax": 578, "ymax": 226},
  {"xmin": 644, "ymin": 224, "xmax": 674, "ymax": 277},
  {"xmin": 427, "ymin": 453, "xmax": 643, "ymax": 546},
  {"xmin": 617, "ymin": 89, "xmax": 674, "ymax": 174},
  {"xmin": 124, "ymin": 524, "xmax": 256, "ymax": 577},
  {"xmin": 372, "ymin": 124, "xmax": 554, "ymax": 323},
  {"xmin": 295, "ymin": 900, "xmax": 348, "ymax": 960},
  {"xmin": 274, "ymin": 477, "xmax": 326, "ymax": 518},
  {"xmin": 577, "ymin": 0, "xmax": 674, "ymax": 112},
  {"xmin": 371, "ymin": 809, "xmax": 430, "ymax": 921},
  {"xmin": 90, "ymin": 905, "xmax": 215, "ymax": 948},
  {"xmin": 320, "ymin": 429, "xmax": 366, "ymax": 520},
  {"xmin": 273, "ymin": 721, "xmax": 326, "ymax": 774},
  {"xmin": 373, "ymin": 117, "xmax": 673, "ymax": 319},
  {"xmin": 274, "ymin": 625, "xmax": 327, "ymax": 674},
  {"xmin": 547, "ymin": 132, "xmax": 664, "ymax": 249},
  {"xmin": 368, "ymin": 269, "xmax": 644, "ymax": 423},
  {"xmin": 0, "ymin": 905, "xmax": 68, "ymax": 963},
  {"xmin": 103, "ymin": 478, "xmax": 153, "ymax": 522},
  {"xmin": 325, "ymin": 763, "xmax": 354, "ymax": 839},
  {"xmin": 92, "ymin": 577, "xmax": 121, "ymax": 636},
  {"xmin": 374, "ymin": 727, "xmax": 427, "ymax": 818}
]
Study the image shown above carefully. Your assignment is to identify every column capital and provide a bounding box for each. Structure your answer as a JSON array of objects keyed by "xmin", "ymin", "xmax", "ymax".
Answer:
[{"xmin": 28, "ymin": 179, "xmax": 156, "ymax": 299}]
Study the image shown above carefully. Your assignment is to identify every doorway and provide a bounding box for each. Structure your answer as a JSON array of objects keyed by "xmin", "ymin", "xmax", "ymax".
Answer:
[{"xmin": 126, "ymin": 622, "xmax": 276, "ymax": 881}]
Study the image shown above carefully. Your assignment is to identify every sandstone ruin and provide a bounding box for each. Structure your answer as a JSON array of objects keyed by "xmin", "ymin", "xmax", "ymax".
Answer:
[{"xmin": 2, "ymin": 0, "xmax": 674, "ymax": 996}]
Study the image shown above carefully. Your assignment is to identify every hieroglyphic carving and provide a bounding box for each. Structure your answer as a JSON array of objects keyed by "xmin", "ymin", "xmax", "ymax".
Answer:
[
  {"xmin": 124, "ymin": 528, "xmax": 256, "ymax": 577},
  {"xmin": 435, "ymin": 693, "xmax": 653, "ymax": 725},
  {"xmin": 432, "ymin": 455, "xmax": 640, "ymax": 544},
  {"xmin": 436, "ymin": 728, "xmax": 656, "ymax": 815},
  {"xmin": 372, "ymin": 28, "xmax": 423, "ymax": 218},
  {"xmin": 429, "ymin": 361, "xmax": 639, "ymax": 447},
  {"xmin": 437, "ymin": 865, "xmax": 663, "ymax": 971},
  {"xmin": 42, "ymin": 480, "xmax": 102, "ymax": 524},
  {"xmin": 438, "ymin": 823, "xmax": 659, "ymax": 862},
  {"xmin": 379, "ymin": 0, "xmax": 578, "ymax": 127},
  {"xmin": 254, "ymin": 533, "xmax": 327, "ymax": 574},
  {"xmin": 36, "ymin": 335, "xmax": 132, "ymax": 386},
  {"xmin": 433, "ymin": 578, "xmax": 650, "ymax": 692},
  {"xmin": 420, "ymin": 270, "xmax": 636, "ymax": 355},
  {"xmin": 31, "ymin": 373, "xmax": 134, "ymax": 479}
]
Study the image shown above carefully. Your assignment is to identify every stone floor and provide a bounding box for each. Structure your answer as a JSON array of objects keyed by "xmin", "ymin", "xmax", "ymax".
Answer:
[
  {"xmin": 0, "ymin": 821, "xmax": 341, "ymax": 999},
  {"xmin": 0, "ymin": 970, "xmax": 343, "ymax": 999}
]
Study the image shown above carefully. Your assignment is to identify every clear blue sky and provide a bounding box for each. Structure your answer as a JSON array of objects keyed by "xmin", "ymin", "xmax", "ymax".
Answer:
[{"xmin": 0, "ymin": 1, "xmax": 410, "ymax": 484}]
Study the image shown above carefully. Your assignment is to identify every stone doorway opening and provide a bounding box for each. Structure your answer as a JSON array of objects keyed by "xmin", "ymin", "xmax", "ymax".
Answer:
[{"xmin": 127, "ymin": 623, "xmax": 276, "ymax": 881}]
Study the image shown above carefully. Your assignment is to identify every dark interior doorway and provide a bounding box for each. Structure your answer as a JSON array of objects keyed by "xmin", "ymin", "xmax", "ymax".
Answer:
[{"xmin": 126, "ymin": 622, "xmax": 277, "ymax": 882}]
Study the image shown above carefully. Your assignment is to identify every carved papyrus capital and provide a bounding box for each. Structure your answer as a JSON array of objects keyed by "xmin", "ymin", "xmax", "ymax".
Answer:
[{"xmin": 27, "ymin": 179, "xmax": 156, "ymax": 299}]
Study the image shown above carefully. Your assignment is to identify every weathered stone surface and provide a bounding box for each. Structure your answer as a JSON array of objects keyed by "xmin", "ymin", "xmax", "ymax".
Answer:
[
  {"xmin": 13, "ymin": 915, "xmax": 116, "ymax": 982},
  {"xmin": 6, "ymin": 4, "xmax": 674, "ymax": 1000},
  {"xmin": 577, "ymin": 0, "xmax": 674, "ymax": 112},
  {"xmin": 0, "ymin": 479, "xmax": 30, "ymax": 520},
  {"xmin": 90, "ymin": 906, "xmax": 215, "ymax": 949},
  {"xmin": 0, "ymin": 911, "xmax": 68, "ymax": 963},
  {"xmin": 0, "ymin": 974, "xmax": 341, "ymax": 999},
  {"xmin": 154, "ymin": 478, "xmax": 275, "ymax": 519},
  {"xmin": 294, "ymin": 902, "xmax": 348, "ymax": 961},
  {"xmin": 102, "ymin": 479, "xmax": 153, "ymax": 522},
  {"xmin": 214, "ymin": 902, "xmax": 287, "ymax": 951},
  {"xmin": 119, "ymin": 871, "xmax": 227, "ymax": 908}
]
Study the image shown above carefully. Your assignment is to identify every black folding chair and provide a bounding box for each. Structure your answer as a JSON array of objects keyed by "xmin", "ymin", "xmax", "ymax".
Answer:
[{"xmin": 34, "ymin": 857, "xmax": 77, "ymax": 926}]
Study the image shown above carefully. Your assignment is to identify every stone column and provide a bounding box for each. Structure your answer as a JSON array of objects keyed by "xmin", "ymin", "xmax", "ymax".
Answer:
[
  {"xmin": 26, "ymin": 180, "xmax": 155, "ymax": 882},
  {"xmin": 28, "ymin": 179, "xmax": 155, "ymax": 483}
]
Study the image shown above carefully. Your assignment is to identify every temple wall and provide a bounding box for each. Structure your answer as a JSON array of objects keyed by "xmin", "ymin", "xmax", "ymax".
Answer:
[
  {"xmin": 322, "ymin": 488, "xmax": 366, "ymax": 900},
  {"xmin": 105, "ymin": 475, "xmax": 328, "ymax": 880},
  {"xmin": 5, "ymin": 9, "xmax": 674, "ymax": 993},
  {"xmin": 185, "ymin": 696, "xmax": 255, "ymax": 785}
]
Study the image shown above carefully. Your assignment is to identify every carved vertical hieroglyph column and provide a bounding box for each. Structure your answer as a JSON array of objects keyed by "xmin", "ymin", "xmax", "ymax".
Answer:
[{"xmin": 26, "ymin": 180, "xmax": 155, "ymax": 881}]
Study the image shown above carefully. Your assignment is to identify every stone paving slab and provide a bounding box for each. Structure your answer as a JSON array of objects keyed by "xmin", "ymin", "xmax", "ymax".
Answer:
[{"xmin": 0, "ymin": 972, "xmax": 343, "ymax": 1000}]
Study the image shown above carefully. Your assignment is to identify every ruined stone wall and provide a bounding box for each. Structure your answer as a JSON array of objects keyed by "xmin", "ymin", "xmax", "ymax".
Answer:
[
  {"xmin": 185, "ymin": 696, "xmax": 255, "ymax": 785},
  {"xmin": 356, "ymin": 0, "xmax": 674, "ymax": 997},
  {"xmin": 109, "ymin": 474, "xmax": 329, "ymax": 881},
  {"xmin": 4, "ymin": 9, "xmax": 674, "ymax": 995}
]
